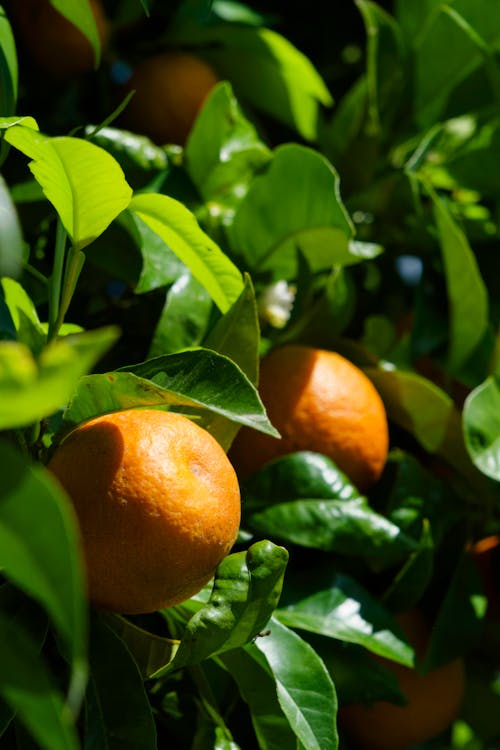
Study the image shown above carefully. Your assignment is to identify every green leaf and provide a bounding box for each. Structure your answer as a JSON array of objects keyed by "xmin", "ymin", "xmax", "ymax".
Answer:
[
  {"xmin": 185, "ymin": 81, "xmax": 271, "ymax": 204},
  {"xmin": 0, "ymin": 6, "xmax": 17, "ymax": 117},
  {"xmin": 59, "ymin": 357, "xmax": 277, "ymax": 448},
  {"xmin": 220, "ymin": 646, "xmax": 298, "ymax": 750},
  {"xmin": 276, "ymin": 573, "xmax": 414, "ymax": 665},
  {"xmin": 126, "ymin": 210, "xmax": 187, "ymax": 294},
  {"xmin": 255, "ymin": 618, "xmax": 338, "ymax": 750},
  {"xmin": 0, "ymin": 612, "xmax": 80, "ymax": 750},
  {"xmin": 463, "ymin": 376, "xmax": 500, "ymax": 481},
  {"xmin": 0, "ymin": 174, "xmax": 23, "ymax": 279},
  {"xmin": 201, "ymin": 275, "xmax": 261, "ymax": 447},
  {"xmin": 84, "ymin": 615, "xmax": 157, "ymax": 750},
  {"xmin": 0, "ymin": 278, "xmax": 45, "ymax": 354},
  {"xmin": 49, "ymin": 0, "xmax": 103, "ymax": 68},
  {"xmin": 129, "ymin": 192, "xmax": 244, "ymax": 312},
  {"xmin": 429, "ymin": 186, "xmax": 489, "ymax": 372},
  {"xmin": 0, "ymin": 443, "xmax": 88, "ymax": 713},
  {"xmin": 246, "ymin": 496, "xmax": 416, "ymax": 569},
  {"xmin": 148, "ymin": 272, "xmax": 213, "ymax": 358},
  {"xmin": 412, "ymin": 1, "xmax": 500, "ymax": 127},
  {"xmin": 228, "ymin": 144, "xmax": 354, "ymax": 279},
  {"xmin": 154, "ymin": 540, "xmax": 289, "ymax": 677},
  {"xmin": 242, "ymin": 451, "xmax": 359, "ymax": 511},
  {"xmin": 86, "ymin": 125, "xmax": 169, "ymax": 181},
  {"xmin": 0, "ymin": 326, "xmax": 119, "ymax": 429},
  {"xmin": 169, "ymin": 24, "xmax": 332, "ymax": 140},
  {"xmin": 4, "ymin": 126, "xmax": 132, "ymax": 251},
  {"xmin": 120, "ymin": 347, "xmax": 279, "ymax": 441},
  {"xmin": 204, "ymin": 274, "xmax": 260, "ymax": 386}
]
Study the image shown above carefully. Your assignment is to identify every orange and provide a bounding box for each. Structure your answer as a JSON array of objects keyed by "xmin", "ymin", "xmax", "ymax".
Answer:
[
  {"xmin": 12, "ymin": 0, "xmax": 109, "ymax": 78},
  {"xmin": 48, "ymin": 409, "xmax": 241, "ymax": 614},
  {"xmin": 229, "ymin": 345, "xmax": 389, "ymax": 491},
  {"xmin": 338, "ymin": 610, "xmax": 466, "ymax": 750},
  {"xmin": 119, "ymin": 51, "xmax": 220, "ymax": 145}
]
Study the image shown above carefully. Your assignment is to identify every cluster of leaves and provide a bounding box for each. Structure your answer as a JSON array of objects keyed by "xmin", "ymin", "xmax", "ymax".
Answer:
[{"xmin": 1, "ymin": 0, "xmax": 500, "ymax": 749}]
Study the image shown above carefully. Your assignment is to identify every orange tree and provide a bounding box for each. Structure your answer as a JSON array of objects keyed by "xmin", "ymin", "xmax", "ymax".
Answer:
[{"xmin": 0, "ymin": 1, "xmax": 500, "ymax": 748}]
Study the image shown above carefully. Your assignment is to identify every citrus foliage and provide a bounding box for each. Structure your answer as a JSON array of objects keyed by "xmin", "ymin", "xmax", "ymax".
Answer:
[{"xmin": 1, "ymin": 1, "xmax": 500, "ymax": 749}]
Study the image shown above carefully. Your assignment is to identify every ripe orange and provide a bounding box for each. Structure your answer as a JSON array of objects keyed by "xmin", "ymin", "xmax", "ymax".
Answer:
[
  {"xmin": 119, "ymin": 51, "xmax": 220, "ymax": 145},
  {"xmin": 12, "ymin": 0, "xmax": 109, "ymax": 78},
  {"xmin": 48, "ymin": 409, "xmax": 241, "ymax": 614},
  {"xmin": 229, "ymin": 345, "xmax": 389, "ymax": 491},
  {"xmin": 338, "ymin": 609, "xmax": 466, "ymax": 750}
]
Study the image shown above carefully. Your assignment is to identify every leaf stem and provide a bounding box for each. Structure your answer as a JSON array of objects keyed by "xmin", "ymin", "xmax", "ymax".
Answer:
[{"xmin": 47, "ymin": 219, "xmax": 67, "ymax": 342}]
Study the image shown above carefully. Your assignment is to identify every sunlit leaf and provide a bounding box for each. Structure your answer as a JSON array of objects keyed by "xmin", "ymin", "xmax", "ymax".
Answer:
[
  {"xmin": 276, "ymin": 573, "xmax": 413, "ymax": 665},
  {"xmin": 4, "ymin": 126, "xmax": 132, "ymax": 250},
  {"xmin": 129, "ymin": 192, "xmax": 244, "ymax": 312},
  {"xmin": 228, "ymin": 144, "xmax": 354, "ymax": 279},
  {"xmin": 255, "ymin": 618, "xmax": 338, "ymax": 750},
  {"xmin": 0, "ymin": 327, "xmax": 119, "ymax": 429},
  {"xmin": 154, "ymin": 540, "xmax": 288, "ymax": 677}
]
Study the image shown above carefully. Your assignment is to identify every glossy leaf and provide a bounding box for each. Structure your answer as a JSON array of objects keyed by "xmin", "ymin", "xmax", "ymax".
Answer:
[
  {"xmin": 0, "ymin": 443, "xmax": 88, "ymax": 712},
  {"xmin": 255, "ymin": 618, "xmax": 338, "ymax": 750},
  {"xmin": 185, "ymin": 81, "xmax": 271, "ymax": 204},
  {"xmin": 0, "ymin": 612, "xmax": 79, "ymax": 750},
  {"xmin": 228, "ymin": 144, "xmax": 354, "ymax": 279},
  {"xmin": 148, "ymin": 272, "xmax": 212, "ymax": 358},
  {"xmin": 154, "ymin": 540, "xmax": 289, "ymax": 677},
  {"xmin": 126, "ymin": 210, "xmax": 186, "ymax": 294},
  {"xmin": 247, "ymin": 496, "xmax": 416, "ymax": 569},
  {"xmin": 0, "ymin": 326, "xmax": 119, "ymax": 429},
  {"xmin": 129, "ymin": 192, "xmax": 244, "ymax": 312},
  {"xmin": 86, "ymin": 125, "xmax": 169, "ymax": 180},
  {"xmin": 85, "ymin": 615, "xmax": 157, "ymax": 750},
  {"xmin": 59, "ymin": 361, "xmax": 277, "ymax": 447},
  {"xmin": 220, "ymin": 646, "xmax": 298, "ymax": 750},
  {"xmin": 463, "ymin": 376, "xmax": 500, "ymax": 481},
  {"xmin": 203, "ymin": 274, "xmax": 260, "ymax": 385},
  {"xmin": 4, "ymin": 125, "xmax": 132, "ymax": 250},
  {"xmin": 0, "ymin": 174, "xmax": 23, "ymax": 279},
  {"xmin": 120, "ymin": 348, "xmax": 279, "ymax": 438},
  {"xmin": 242, "ymin": 451, "xmax": 359, "ymax": 511},
  {"xmin": 276, "ymin": 573, "xmax": 413, "ymax": 665}
]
